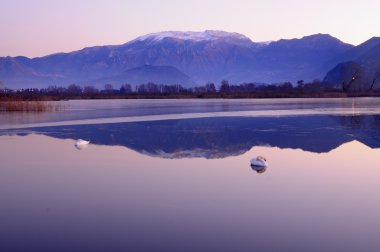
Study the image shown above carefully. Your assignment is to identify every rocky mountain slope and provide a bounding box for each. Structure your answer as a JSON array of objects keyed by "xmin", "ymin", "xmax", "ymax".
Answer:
[{"xmin": 0, "ymin": 30, "xmax": 354, "ymax": 88}]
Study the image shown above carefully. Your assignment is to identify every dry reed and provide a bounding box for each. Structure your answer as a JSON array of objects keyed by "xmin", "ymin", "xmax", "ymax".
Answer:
[{"xmin": 0, "ymin": 101, "xmax": 64, "ymax": 112}]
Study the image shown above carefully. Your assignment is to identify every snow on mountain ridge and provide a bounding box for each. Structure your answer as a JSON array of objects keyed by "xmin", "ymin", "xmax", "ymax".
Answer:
[{"xmin": 135, "ymin": 30, "xmax": 251, "ymax": 42}]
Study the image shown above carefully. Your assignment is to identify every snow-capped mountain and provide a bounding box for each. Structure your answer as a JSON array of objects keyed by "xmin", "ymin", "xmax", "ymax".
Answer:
[
  {"xmin": 0, "ymin": 30, "xmax": 354, "ymax": 88},
  {"xmin": 134, "ymin": 30, "xmax": 252, "ymax": 43}
]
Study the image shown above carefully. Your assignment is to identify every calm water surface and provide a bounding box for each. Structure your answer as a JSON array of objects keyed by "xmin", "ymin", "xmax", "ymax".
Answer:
[
  {"xmin": 1, "ymin": 98, "xmax": 380, "ymax": 252},
  {"xmin": 2, "ymin": 97, "xmax": 380, "ymax": 129}
]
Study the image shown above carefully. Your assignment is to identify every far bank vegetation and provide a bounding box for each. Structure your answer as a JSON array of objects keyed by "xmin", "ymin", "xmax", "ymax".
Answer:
[{"xmin": 1, "ymin": 78, "xmax": 380, "ymax": 106}]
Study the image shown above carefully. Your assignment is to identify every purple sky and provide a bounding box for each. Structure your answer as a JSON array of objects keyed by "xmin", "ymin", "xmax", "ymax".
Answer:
[{"xmin": 1, "ymin": 0, "xmax": 379, "ymax": 57}]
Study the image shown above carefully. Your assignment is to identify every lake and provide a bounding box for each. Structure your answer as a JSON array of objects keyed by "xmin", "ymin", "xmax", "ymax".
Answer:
[{"xmin": 1, "ymin": 98, "xmax": 380, "ymax": 252}]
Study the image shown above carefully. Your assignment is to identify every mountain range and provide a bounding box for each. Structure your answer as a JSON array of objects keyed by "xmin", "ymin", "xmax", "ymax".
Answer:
[{"xmin": 0, "ymin": 30, "xmax": 379, "ymax": 89}]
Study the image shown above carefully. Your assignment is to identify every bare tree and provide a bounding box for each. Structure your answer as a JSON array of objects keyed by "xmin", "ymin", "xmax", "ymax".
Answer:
[
  {"xmin": 146, "ymin": 82, "xmax": 159, "ymax": 93},
  {"xmin": 205, "ymin": 82, "xmax": 216, "ymax": 93},
  {"xmin": 120, "ymin": 83, "xmax": 132, "ymax": 94},
  {"xmin": 297, "ymin": 80, "xmax": 305, "ymax": 89},
  {"xmin": 220, "ymin": 80, "xmax": 230, "ymax": 93},
  {"xmin": 137, "ymin": 84, "xmax": 147, "ymax": 93},
  {"xmin": 83, "ymin": 85, "xmax": 99, "ymax": 94},
  {"xmin": 104, "ymin": 84, "xmax": 113, "ymax": 93},
  {"xmin": 67, "ymin": 84, "xmax": 82, "ymax": 94}
]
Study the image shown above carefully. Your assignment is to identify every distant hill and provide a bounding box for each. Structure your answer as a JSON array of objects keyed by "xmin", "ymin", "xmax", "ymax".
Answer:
[
  {"xmin": 246, "ymin": 34, "xmax": 353, "ymax": 83},
  {"xmin": 0, "ymin": 30, "xmax": 355, "ymax": 88},
  {"xmin": 89, "ymin": 65, "xmax": 195, "ymax": 87},
  {"xmin": 323, "ymin": 37, "xmax": 380, "ymax": 90},
  {"xmin": 0, "ymin": 56, "xmax": 64, "ymax": 88},
  {"xmin": 331, "ymin": 37, "xmax": 380, "ymax": 64}
]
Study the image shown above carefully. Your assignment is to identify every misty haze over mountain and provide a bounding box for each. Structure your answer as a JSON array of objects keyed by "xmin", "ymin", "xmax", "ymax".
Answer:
[{"xmin": 0, "ymin": 30, "xmax": 379, "ymax": 89}]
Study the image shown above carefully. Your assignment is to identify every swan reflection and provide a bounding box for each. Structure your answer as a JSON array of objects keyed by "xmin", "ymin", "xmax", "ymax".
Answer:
[
  {"xmin": 250, "ymin": 156, "xmax": 267, "ymax": 167},
  {"xmin": 251, "ymin": 165, "xmax": 267, "ymax": 174}
]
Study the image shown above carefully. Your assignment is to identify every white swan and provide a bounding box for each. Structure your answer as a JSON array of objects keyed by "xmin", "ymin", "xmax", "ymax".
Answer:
[
  {"xmin": 75, "ymin": 139, "xmax": 90, "ymax": 150},
  {"xmin": 250, "ymin": 156, "xmax": 268, "ymax": 167}
]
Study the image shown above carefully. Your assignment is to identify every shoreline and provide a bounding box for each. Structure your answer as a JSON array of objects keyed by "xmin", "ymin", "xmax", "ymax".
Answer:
[{"xmin": 2, "ymin": 91, "xmax": 380, "ymax": 101}]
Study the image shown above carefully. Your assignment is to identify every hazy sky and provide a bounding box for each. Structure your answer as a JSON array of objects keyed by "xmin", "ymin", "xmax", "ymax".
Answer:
[{"xmin": 0, "ymin": 0, "xmax": 379, "ymax": 57}]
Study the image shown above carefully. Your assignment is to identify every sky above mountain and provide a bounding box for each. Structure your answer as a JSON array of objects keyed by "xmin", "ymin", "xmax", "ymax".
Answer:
[{"xmin": 1, "ymin": 0, "xmax": 379, "ymax": 57}]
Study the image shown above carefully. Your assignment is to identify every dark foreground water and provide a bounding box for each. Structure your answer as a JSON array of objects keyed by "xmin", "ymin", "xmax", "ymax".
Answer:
[{"xmin": 1, "ymin": 98, "xmax": 380, "ymax": 252}]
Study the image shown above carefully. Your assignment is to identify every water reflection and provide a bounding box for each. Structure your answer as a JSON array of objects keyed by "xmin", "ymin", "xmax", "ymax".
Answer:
[
  {"xmin": 2, "ymin": 114, "xmax": 380, "ymax": 158},
  {"xmin": 3, "ymin": 99, "xmax": 380, "ymax": 252},
  {"xmin": 1, "ymin": 135, "xmax": 380, "ymax": 252}
]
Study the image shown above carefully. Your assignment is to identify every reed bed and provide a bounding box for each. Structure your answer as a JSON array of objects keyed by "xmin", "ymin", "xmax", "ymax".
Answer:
[{"xmin": 0, "ymin": 100, "xmax": 64, "ymax": 112}]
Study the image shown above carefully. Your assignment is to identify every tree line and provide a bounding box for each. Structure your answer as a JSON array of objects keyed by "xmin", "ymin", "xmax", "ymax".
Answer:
[
  {"xmin": 0, "ymin": 79, "xmax": 329, "ymax": 94},
  {"xmin": 1, "ymin": 79, "xmax": 379, "ymax": 100}
]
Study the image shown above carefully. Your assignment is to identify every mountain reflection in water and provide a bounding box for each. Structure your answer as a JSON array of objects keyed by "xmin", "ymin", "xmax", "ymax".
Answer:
[{"xmin": 2, "ymin": 114, "xmax": 380, "ymax": 159}]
